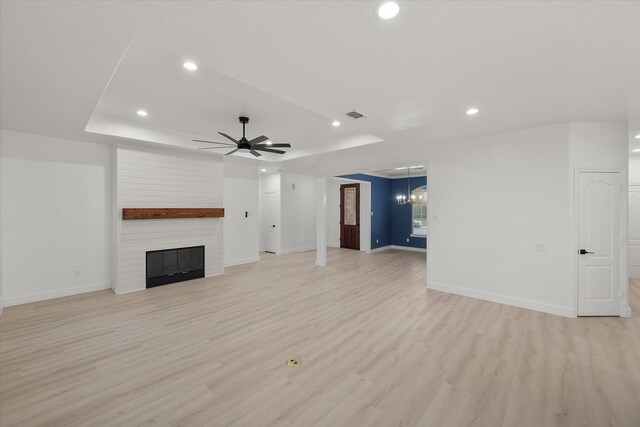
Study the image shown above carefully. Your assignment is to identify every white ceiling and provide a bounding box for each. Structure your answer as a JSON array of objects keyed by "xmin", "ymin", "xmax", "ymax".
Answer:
[
  {"xmin": 85, "ymin": 40, "xmax": 384, "ymax": 161},
  {"xmin": 2, "ymin": 1, "xmax": 640, "ymax": 168}
]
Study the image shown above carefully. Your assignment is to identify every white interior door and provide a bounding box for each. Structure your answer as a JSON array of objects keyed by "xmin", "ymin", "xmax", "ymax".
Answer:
[
  {"xmin": 577, "ymin": 172, "xmax": 621, "ymax": 316},
  {"xmin": 263, "ymin": 192, "xmax": 277, "ymax": 253},
  {"xmin": 629, "ymin": 185, "xmax": 640, "ymax": 278}
]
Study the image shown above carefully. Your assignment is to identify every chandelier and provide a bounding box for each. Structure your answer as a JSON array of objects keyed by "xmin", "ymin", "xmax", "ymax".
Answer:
[{"xmin": 396, "ymin": 167, "xmax": 425, "ymax": 205}]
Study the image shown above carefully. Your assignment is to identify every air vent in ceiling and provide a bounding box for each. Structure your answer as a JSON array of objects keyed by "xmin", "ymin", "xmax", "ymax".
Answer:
[{"xmin": 346, "ymin": 110, "xmax": 366, "ymax": 119}]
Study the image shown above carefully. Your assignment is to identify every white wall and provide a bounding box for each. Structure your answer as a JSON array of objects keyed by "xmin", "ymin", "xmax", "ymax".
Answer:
[
  {"xmin": 428, "ymin": 124, "xmax": 576, "ymax": 316},
  {"xmin": 570, "ymin": 123, "xmax": 629, "ymax": 170},
  {"xmin": 223, "ymin": 161, "xmax": 260, "ymax": 267},
  {"xmin": 0, "ymin": 129, "xmax": 112, "ymax": 306},
  {"xmin": 259, "ymin": 172, "xmax": 281, "ymax": 253},
  {"xmin": 280, "ymin": 172, "xmax": 317, "ymax": 254},
  {"xmin": 115, "ymin": 143, "xmax": 223, "ymax": 294}
]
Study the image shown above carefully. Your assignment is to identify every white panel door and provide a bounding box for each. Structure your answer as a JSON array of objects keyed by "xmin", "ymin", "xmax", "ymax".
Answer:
[
  {"xmin": 263, "ymin": 192, "xmax": 277, "ymax": 253},
  {"xmin": 578, "ymin": 172, "xmax": 621, "ymax": 316},
  {"xmin": 629, "ymin": 185, "xmax": 640, "ymax": 278}
]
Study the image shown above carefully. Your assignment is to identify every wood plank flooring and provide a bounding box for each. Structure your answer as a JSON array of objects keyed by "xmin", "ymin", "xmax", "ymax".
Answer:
[{"xmin": 1, "ymin": 248, "xmax": 639, "ymax": 426}]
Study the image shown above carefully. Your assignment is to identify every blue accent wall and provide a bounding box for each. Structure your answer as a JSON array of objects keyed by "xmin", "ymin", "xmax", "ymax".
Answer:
[
  {"xmin": 390, "ymin": 176, "xmax": 427, "ymax": 249},
  {"xmin": 337, "ymin": 174, "xmax": 426, "ymax": 250},
  {"xmin": 338, "ymin": 174, "xmax": 391, "ymax": 249}
]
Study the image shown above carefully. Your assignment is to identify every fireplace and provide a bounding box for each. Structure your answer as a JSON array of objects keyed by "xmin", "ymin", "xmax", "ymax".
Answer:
[{"xmin": 146, "ymin": 245, "xmax": 205, "ymax": 288}]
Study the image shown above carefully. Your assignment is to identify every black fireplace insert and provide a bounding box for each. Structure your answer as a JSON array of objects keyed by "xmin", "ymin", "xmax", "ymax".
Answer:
[{"xmin": 146, "ymin": 245, "xmax": 204, "ymax": 288}]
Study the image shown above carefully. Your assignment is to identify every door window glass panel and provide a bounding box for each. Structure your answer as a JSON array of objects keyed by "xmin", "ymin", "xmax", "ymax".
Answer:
[{"xmin": 344, "ymin": 187, "xmax": 357, "ymax": 225}]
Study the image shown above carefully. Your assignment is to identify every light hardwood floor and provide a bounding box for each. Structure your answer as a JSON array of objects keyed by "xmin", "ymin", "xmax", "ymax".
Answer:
[{"xmin": 1, "ymin": 249, "xmax": 639, "ymax": 426}]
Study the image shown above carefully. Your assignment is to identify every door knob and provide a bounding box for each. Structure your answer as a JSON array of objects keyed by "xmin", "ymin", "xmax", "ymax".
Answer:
[{"xmin": 579, "ymin": 249, "xmax": 594, "ymax": 254}]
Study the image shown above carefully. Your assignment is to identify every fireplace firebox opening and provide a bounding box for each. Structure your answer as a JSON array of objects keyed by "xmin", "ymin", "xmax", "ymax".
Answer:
[{"xmin": 146, "ymin": 245, "xmax": 204, "ymax": 288}]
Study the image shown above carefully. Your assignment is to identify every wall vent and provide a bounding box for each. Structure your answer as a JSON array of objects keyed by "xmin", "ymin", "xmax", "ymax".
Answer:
[{"xmin": 346, "ymin": 110, "xmax": 366, "ymax": 119}]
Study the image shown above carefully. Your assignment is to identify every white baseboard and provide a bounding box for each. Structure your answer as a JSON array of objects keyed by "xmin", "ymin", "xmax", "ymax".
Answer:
[
  {"xmin": 4, "ymin": 282, "xmax": 111, "ymax": 307},
  {"xmin": 279, "ymin": 246, "xmax": 316, "ymax": 255},
  {"xmin": 370, "ymin": 245, "xmax": 426, "ymax": 253},
  {"xmin": 429, "ymin": 281, "xmax": 576, "ymax": 318},
  {"xmin": 224, "ymin": 257, "xmax": 261, "ymax": 268},
  {"xmin": 390, "ymin": 245, "xmax": 427, "ymax": 253}
]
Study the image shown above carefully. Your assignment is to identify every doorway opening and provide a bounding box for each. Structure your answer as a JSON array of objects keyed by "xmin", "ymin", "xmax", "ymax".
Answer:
[
  {"xmin": 262, "ymin": 191, "xmax": 277, "ymax": 254},
  {"xmin": 322, "ymin": 165, "xmax": 428, "ymax": 259}
]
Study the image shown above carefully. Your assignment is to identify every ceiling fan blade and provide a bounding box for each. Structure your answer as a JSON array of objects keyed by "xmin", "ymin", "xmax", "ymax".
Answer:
[
  {"xmin": 248, "ymin": 135, "xmax": 269, "ymax": 145},
  {"xmin": 254, "ymin": 147, "xmax": 286, "ymax": 155},
  {"xmin": 255, "ymin": 143, "xmax": 291, "ymax": 148},
  {"xmin": 197, "ymin": 146, "xmax": 232, "ymax": 150},
  {"xmin": 193, "ymin": 139, "xmax": 236, "ymax": 146},
  {"xmin": 250, "ymin": 149, "xmax": 262, "ymax": 157},
  {"xmin": 218, "ymin": 132, "xmax": 239, "ymax": 143},
  {"xmin": 225, "ymin": 148, "xmax": 239, "ymax": 156}
]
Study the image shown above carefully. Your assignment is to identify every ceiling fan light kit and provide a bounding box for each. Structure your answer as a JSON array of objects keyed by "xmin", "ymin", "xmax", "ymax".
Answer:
[{"xmin": 194, "ymin": 116, "xmax": 291, "ymax": 157}]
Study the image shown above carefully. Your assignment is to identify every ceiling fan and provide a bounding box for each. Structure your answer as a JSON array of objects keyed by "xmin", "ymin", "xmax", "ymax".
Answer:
[{"xmin": 194, "ymin": 116, "xmax": 291, "ymax": 157}]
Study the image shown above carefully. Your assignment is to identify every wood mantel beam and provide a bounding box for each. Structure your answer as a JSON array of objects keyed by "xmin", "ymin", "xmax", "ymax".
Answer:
[{"xmin": 122, "ymin": 208, "xmax": 224, "ymax": 220}]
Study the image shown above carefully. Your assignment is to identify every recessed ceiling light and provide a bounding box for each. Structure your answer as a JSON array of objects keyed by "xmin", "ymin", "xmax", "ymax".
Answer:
[
  {"xmin": 265, "ymin": 140, "xmax": 272, "ymax": 145},
  {"xmin": 635, "ymin": 134, "xmax": 640, "ymax": 139},
  {"xmin": 378, "ymin": 2, "xmax": 399, "ymax": 19},
  {"xmin": 260, "ymin": 168, "xmax": 267, "ymax": 172},
  {"xmin": 633, "ymin": 148, "xmax": 640, "ymax": 153},
  {"xmin": 183, "ymin": 61, "xmax": 198, "ymax": 71},
  {"xmin": 332, "ymin": 120, "xmax": 341, "ymax": 127},
  {"xmin": 466, "ymin": 108, "xmax": 479, "ymax": 116},
  {"xmin": 137, "ymin": 110, "xmax": 148, "ymax": 117}
]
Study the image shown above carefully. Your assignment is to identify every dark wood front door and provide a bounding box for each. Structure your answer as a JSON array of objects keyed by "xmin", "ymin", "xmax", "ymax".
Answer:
[{"xmin": 340, "ymin": 183, "xmax": 360, "ymax": 250}]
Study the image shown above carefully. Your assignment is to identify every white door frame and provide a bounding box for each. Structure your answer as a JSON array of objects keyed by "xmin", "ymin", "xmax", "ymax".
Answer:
[
  {"xmin": 573, "ymin": 167, "xmax": 629, "ymax": 317},
  {"xmin": 629, "ymin": 184, "xmax": 640, "ymax": 279},
  {"xmin": 425, "ymin": 161, "xmax": 431, "ymax": 291}
]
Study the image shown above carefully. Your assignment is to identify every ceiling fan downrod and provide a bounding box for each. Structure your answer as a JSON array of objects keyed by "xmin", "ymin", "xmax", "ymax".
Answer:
[{"xmin": 239, "ymin": 116, "xmax": 249, "ymax": 140}]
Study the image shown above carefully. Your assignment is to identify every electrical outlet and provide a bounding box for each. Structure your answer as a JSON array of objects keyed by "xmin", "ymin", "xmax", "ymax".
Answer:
[
  {"xmin": 536, "ymin": 244, "xmax": 547, "ymax": 253},
  {"xmin": 371, "ymin": 211, "xmax": 374, "ymax": 216},
  {"xmin": 406, "ymin": 238, "xmax": 410, "ymax": 243},
  {"xmin": 376, "ymin": 239, "xmax": 379, "ymax": 244}
]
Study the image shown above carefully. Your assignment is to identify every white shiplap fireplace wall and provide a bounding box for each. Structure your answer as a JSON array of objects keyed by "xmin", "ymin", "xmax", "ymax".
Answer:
[{"xmin": 114, "ymin": 143, "xmax": 223, "ymax": 294}]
